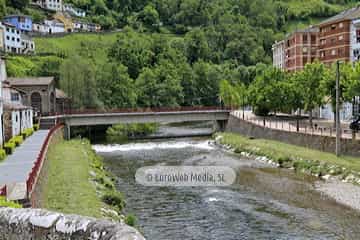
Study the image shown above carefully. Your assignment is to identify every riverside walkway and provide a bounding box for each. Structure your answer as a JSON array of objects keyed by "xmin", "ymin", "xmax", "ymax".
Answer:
[{"xmin": 0, "ymin": 130, "xmax": 49, "ymax": 200}]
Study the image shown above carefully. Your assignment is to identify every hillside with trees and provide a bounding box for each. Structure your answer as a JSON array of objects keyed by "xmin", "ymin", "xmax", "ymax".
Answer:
[{"xmin": 3, "ymin": 0, "xmax": 360, "ymax": 109}]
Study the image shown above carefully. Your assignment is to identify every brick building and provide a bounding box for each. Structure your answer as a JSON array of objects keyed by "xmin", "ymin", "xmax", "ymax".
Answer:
[{"xmin": 284, "ymin": 27, "xmax": 319, "ymax": 72}]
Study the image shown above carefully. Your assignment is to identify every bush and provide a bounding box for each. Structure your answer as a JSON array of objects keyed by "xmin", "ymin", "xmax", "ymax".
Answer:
[
  {"xmin": 33, "ymin": 124, "xmax": 40, "ymax": 131},
  {"xmin": 4, "ymin": 142, "xmax": 16, "ymax": 154},
  {"xmin": 101, "ymin": 191, "xmax": 125, "ymax": 211},
  {"xmin": 0, "ymin": 197, "xmax": 22, "ymax": 208},
  {"xmin": 125, "ymin": 214, "xmax": 137, "ymax": 227},
  {"xmin": 0, "ymin": 149, "xmax": 6, "ymax": 160},
  {"xmin": 12, "ymin": 136, "xmax": 23, "ymax": 147},
  {"xmin": 22, "ymin": 128, "xmax": 34, "ymax": 138}
]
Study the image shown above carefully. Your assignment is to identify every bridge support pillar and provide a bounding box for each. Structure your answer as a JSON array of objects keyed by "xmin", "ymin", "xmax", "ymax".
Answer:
[
  {"xmin": 213, "ymin": 120, "xmax": 227, "ymax": 132},
  {"xmin": 64, "ymin": 124, "xmax": 71, "ymax": 140}
]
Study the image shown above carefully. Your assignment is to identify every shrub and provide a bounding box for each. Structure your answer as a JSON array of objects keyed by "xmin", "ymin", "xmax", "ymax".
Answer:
[
  {"xmin": 0, "ymin": 197, "xmax": 21, "ymax": 208},
  {"xmin": 125, "ymin": 214, "xmax": 137, "ymax": 227},
  {"xmin": 0, "ymin": 149, "xmax": 6, "ymax": 160},
  {"xmin": 101, "ymin": 191, "xmax": 125, "ymax": 211},
  {"xmin": 33, "ymin": 124, "xmax": 40, "ymax": 131},
  {"xmin": 4, "ymin": 142, "xmax": 16, "ymax": 154},
  {"xmin": 22, "ymin": 128, "xmax": 34, "ymax": 138},
  {"xmin": 11, "ymin": 136, "xmax": 23, "ymax": 147}
]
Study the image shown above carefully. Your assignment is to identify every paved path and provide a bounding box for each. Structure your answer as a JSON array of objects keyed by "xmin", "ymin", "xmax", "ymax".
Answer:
[
  {"xmin": 232, "ymin": 111, "xmax": 357, "ymax": 140},
  {"xmin": 0, "ymin": 130, "xmax": 49, "ymax": 186}
]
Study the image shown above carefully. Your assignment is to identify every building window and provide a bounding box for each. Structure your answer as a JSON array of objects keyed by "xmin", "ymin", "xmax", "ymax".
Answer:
[
  {"xmin": 339, "ymin": 35, "xmax": 344, "ymax": 41},
  {"xmin": 331, "ymin": 49, "xmax": 336, "ymax": 55},
  {"xmin": 303, "ymin": 47, "xmax": 308, "ymax": 53},
  {"xmin": 11, "ymin": 92, "xmax": 19, "ymax": 101},
  {"xmin": 331, "ymin": 24, "xmax": 336, "ymax": 30},
  {"xmin": 320, "ymin": 39, "xmax": 326, "ymax": 45},
  {"xmin": 11, "ymin": 37, "xmax": 15, "ymax": 41},
  {"xmin": 6, "ymin": 36, "xmax": 9, "ymax": 40},
  {"xmin": 339, "ymin": 48, "xmax": 344, "ymax": 56},
  {"xmin": 303, "ymin": 34, "xmax": 308, "ymax": 43},
  {"xmin": 320, "ymin": 51, "xmax": 325, "ymax": 58},
  {"xmin": 11, "ymin": 28, "xmax": 14, "ymax": 33},
  {"xmin": 331, "ymin": 38, "xmax": 336, "ymax": 44},
  {"xmin": 339, "ymin": 22, "xmax": 344, "ymax": 28}
]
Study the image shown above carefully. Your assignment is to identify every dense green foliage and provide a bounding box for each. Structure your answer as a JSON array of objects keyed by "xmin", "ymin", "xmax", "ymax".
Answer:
[
  {"xmin": 4, "ymin": 0, "xmax": 360, "ymax": 109},
  {"xmin": 106, "ymin": 123, "xmax": 159, "ymax": 142}
]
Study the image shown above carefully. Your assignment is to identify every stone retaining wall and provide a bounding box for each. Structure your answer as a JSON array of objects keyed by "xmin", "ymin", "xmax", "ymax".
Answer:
[
  {"xmin": 226, "ymin": 116, "xmax": 360, "ymax": 156},
  {"xmin": 0, "ymin": 207, "xmax": 145, "ymax": 240}
]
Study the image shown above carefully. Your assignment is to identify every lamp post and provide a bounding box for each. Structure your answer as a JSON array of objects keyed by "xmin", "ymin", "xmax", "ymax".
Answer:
[{"xmin": 336, "ymin": 61, "xmax": 341, "ymax": 157}]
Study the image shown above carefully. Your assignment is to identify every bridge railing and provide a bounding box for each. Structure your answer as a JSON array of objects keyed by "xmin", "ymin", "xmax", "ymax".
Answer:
[
  {"xmin": 0, "ymin": 185, "xmax": 6, "ymax": 196},
  {"xmin": 42, "ymin": 106, "xmax": 232, "ymax": 116}
]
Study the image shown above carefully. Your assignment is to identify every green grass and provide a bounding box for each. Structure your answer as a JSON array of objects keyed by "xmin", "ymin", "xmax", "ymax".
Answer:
[
  {"xmin": 42, "ymin": 139, "xmax": 103, "ymax": 217},
  {"xmin": 34, "ymin": 32, "xmax": 120, "ymax": 65},
  {"xmin": 219, "ymin": 133, "xmax": 360, "ymax": 173}
]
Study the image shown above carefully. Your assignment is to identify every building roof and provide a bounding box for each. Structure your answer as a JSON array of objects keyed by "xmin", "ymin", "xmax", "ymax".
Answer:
[
  {"xmin": 3, "ymin": 14, "xmax": 32, "ymax": 20},
  {"xmin": 319, "ymin": 5, "xmax": 360, "ymax": 26},
  {"xmin": 8, "ymin": 77, "xmax": 54, "ymax": 86},
  {"xmin": 285, "ymin": 26, "xmax": 319, "ymax": 38}
]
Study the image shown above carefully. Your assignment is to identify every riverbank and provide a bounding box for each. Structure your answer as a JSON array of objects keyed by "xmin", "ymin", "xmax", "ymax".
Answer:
[
  {"xmin": 36, "ymin": 137, "xmax": 128, "ymax": 221},
  {"xmin": 216, "ymin": 132, "xmax": 360, "ymax": 211}
]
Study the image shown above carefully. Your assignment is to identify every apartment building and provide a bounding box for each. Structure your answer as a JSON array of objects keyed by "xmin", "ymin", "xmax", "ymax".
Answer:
[
  {"xmin": 284, "ymin": 27, "xmax": 319, "ymax": 72},
  {"xmin": 272, "ymin": 40, "xmax": 285, "ymax": 70}
]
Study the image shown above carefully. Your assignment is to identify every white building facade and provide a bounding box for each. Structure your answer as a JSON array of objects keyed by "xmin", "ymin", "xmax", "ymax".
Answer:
[
  {"xmin": 2, "ymin": 23, "xmax": 22, "ymax": 54},
  {"xmin": 272, "ymin": 40, "xmax": 285, "ymax": 70},
  {"xmin": 32, "ymin": 0, "xmax": 63, "ymax": 11},
  {"xmin": 63, "ymin": 4, "xmax": 86, "ymax": 17}
]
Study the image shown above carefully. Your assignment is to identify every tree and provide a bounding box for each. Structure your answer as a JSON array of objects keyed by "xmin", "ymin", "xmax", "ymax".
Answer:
[
  {"xmin": 321, "ymin": 62, "xmax": 351, "ymax": 127},
  {"xmin": 219, "ymin": 79, "xmax": 240, "ymax": 108},
  {"xmin": 97, "ymin": 63, "xmax": 137, "ymax": 108},
  {"xmin": 248, "ymin": 66, "xmax": 287, "ymax": 116},
  {"xmin": 184, "ymin": 28, "xmax": 210, "ymax": 63},
  {"xmin": 7, "ymin": 0, "xmax": 28, "ymax": 10},
  {"xmin": 60, "ymin": 55, "xmax": 101, "ymax": 109},
  {"xmin": 139, "ymin": 4, "xmax": 160, "ymax": 31},
  {"xmin": 108, "ymin": 27, "xmax": 154, "ymax": 79},
  {"xmin": 296, "ymin": 61, "xmax": 328, "ymax": 127}
]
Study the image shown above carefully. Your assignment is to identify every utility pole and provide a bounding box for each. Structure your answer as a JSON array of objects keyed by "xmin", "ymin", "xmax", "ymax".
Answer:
[{"xmin": 336, "ymin": 61, "xmax": 341, "ymax": 157}]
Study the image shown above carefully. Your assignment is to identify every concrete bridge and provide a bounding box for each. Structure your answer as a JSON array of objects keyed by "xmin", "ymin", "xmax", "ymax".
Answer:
[{"xmin": 40, "ymin": 107, "xmax": 231, "ymax": 138}]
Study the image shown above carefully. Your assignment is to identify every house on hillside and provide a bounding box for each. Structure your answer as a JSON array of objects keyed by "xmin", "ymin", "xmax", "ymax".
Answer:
[
  {"xmin": 7, "ymin": 77, "xmax": 56, "ymax": 116},
  {"xmin": 0, "ymin": 22, "xmax": 35, "ymax": 54},
  {"xmin": 3, "ymin": 15, "xmax": 33, "ymax": 33},
  {"xmin": 32, "ymin": 0, "xmax": 63, "ymax": 12},
  {"xmin": 33, "ymin": 19, "xmax": 65, "ymax": 34},
  {"xmin": 1, "ymin": 23, "xmax": 22, "ymax": 54},
  {"xmin": 63, "ymin": 3, "xmax": 86, "ymax": 17}
]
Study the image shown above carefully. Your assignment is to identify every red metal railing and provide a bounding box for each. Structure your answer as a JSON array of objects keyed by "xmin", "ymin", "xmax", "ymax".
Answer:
[
  {"xmin": 26, "ymin": 123, "xmax": 64, "ymax": 198},
  {"xmin": 0, "ymin": 185, "xmax": 6, "ymax": 196},
  {"xmin": 42, "ymin": 106, "xmax": 232, "ymax": 116}
]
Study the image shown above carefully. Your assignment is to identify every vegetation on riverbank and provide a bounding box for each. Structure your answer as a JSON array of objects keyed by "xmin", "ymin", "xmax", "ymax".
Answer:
[
  {"xmin": 106, "ymin": 123, "xmax": 159, "ymax": 142},
  {"xmin": 41, "ymin": 138, "xmax": 127, "ymax": 220},
  {"xmin": 0, "ymin": 197, "xmax": 22, "ymax": 208},
  {"xmin": 217, "ymin": 133, "xmax": 360, "ymax": 184}
]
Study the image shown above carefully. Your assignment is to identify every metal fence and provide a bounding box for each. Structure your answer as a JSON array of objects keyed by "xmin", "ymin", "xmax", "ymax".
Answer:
[{"xmin": 231, "ymin": 111, "xmax": 358, "ymax": 140}]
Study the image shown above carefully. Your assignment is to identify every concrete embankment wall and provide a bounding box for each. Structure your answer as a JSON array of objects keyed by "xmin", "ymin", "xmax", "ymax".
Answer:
[
  {"xmin": 226, "ymin": 116, "xmax": 360, "ymax": 156},
  {"xmin": 0, "ymin": 207, "xmax": 145, "ymax": 240}
]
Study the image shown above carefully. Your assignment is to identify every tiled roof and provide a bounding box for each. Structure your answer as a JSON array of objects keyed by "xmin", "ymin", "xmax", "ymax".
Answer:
[
  {"xmin": 8, "ymin": 77, "xmax": 54, "ymax": 86},
  {"xmin": 319, "ymin": 6, "xmax": 360, "ymax": 26}
]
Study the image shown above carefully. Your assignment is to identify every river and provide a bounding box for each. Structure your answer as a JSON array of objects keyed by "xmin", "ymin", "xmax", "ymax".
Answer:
[{"xmin": 93, "ymin": 123, "xmax": 360, "ymax": 240}]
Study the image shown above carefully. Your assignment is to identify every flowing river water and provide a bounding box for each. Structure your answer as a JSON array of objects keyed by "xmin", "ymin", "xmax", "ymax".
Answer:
[{"xmin": 93, "ymin": 123, "xmax": 360, "ymax": 240}]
